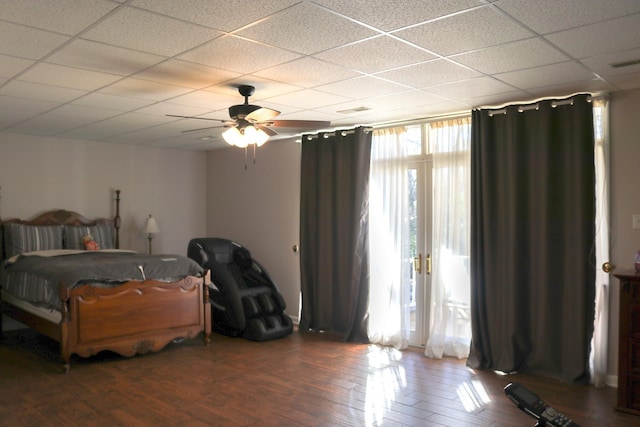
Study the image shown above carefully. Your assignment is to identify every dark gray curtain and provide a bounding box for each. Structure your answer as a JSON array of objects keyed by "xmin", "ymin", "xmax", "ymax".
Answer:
[
  {"xmin": 299, "ymin": 127, "xmax": 372, "ymax": 342},
  {"xmin": 467, "ymin": 94, "xmax": 596, "ymax": 383}
]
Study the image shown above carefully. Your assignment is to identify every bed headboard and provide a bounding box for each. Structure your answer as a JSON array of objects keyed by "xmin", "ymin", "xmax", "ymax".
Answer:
[{"xmin": 0, "ymin": 190, "xmax": 121, "ymax": 263}]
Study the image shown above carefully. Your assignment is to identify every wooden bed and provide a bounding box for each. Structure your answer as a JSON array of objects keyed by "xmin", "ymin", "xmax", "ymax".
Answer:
[{"xmin": 0, "ymin": 190, "xmax": 211, "ymax": 372}]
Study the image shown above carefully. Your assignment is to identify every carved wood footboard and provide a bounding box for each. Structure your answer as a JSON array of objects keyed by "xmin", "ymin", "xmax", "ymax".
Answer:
[{"xmin": 56, "ymin": 271, "xmax": 211, "ymax": 372}]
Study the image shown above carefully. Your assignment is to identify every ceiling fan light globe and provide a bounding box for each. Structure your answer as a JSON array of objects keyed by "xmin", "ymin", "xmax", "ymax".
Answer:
[
  {"xmin": 243, "ymin": 125, "xmax": 270, "ymax": 147},
  {"xmin": 255, "ymin": 128, "xmax": 270, "ymax": 147},
  {"xmin": 222, "ymin": 127, "xmax": 243, "ymax": 146}
]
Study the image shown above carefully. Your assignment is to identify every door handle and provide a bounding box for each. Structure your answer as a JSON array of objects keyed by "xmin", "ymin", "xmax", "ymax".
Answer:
[
  {"xmin": 602, "ymin": 262, "xmax": 614, "ymax": 273},
  {"xmin": 426, "ymin": 253, "xmax": 432, "ymax": 275},
  {"xmin": 414, "ymin": 254, "xmax": 422, "ymax": 274}
]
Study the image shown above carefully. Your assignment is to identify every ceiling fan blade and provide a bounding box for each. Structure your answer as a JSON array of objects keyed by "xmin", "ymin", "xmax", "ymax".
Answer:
[
  {"xmin": 166, "ymin": 114, "xmax": 227, "ymax": 122},
  {"xmin": 245, "ymin": 107, "xmax": 280, "ymax": 123},
  {"xmin": 181, "ymin": 124, "xmax": 230, "ymax": 133},
  {"xmin": 268, "ymin": 120, "xmax": 331, "ymax": 129},
  {"xmin": 256, "ymin": 125, "xmax": 278, "ymax": 136}
]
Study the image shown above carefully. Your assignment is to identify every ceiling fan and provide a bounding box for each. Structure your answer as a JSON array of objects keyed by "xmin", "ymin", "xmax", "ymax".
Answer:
[{"xmin": 167, "ymin": 85, "xmax": 331, "ymax": 148}]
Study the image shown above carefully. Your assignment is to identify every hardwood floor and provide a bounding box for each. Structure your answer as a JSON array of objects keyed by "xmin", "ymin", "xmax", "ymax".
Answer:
[{"xmin": 0, "ymin": 325, "xmax": 637, "ymax": 427}]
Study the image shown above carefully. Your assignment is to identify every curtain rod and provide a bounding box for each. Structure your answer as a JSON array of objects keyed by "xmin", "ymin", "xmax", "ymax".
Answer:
[
  {"xmin": 303, "ymin": 111, "xmax": 474, "ymax": 141},
  {"xmin": 303, "ymin": 127, "xmax": 373, "ymax": 141},
  {"xmin": 486, "ymin": 94, "xmax": 594, "ymax": 116}
]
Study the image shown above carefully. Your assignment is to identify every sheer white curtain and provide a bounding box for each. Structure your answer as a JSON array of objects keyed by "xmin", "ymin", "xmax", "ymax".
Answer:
[
  {"xmin": 368, "ymin": 127, "xmax": 411, "ymax": 349},
  {"xmin": 591, "ymin": 97, "xmax": 610, "ymax": 387},
  {"xmin": 425, "ymin": 118, "xmax": 472, "ymax": 359}
]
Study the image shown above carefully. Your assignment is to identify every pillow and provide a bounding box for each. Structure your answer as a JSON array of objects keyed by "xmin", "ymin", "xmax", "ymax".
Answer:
[
  {"xmin": 65, "ymin": 223, "xmax": 114, "ymax": 250},
  {"xmin": 3, "ymin": 223, "xmax": 64, "ymax": 258}
]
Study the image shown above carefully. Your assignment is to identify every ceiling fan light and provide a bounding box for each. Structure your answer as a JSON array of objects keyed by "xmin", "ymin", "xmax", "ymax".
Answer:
[
  {"xmin": 242, "ymin": 125, "xmax": 270, "ymax": 147},
  {"xmin": 222, "ymin": 127, "xmax": 245, "ymax": 147},
  {"xmin": 254, "ymin": 128, "xmax": 269, "ymax": 147}
]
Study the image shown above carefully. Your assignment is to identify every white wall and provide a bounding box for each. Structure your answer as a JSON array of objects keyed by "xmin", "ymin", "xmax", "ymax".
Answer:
[
  {"xmin": 206, "ymin": 139, "xmax": 301, "ymax": 321},
  {"xmin": 0, "ymin": 133, "xmax": 206, "ymax": 255},
  {"xmin": 608, "ymin": 87, "xmax": 640, "ymax": 379}
]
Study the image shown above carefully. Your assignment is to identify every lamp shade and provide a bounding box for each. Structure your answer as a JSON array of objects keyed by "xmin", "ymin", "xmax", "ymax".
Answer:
[
  {"xmin": 222, "ymin": 125, "xmax": 270, "ymax": 148},
  {"xmin": 144, "ymin": 214, "xmax": 160, "ymax": 234},
  {"xmin": 222, "ymin": 127, "xmax": 246, "ymax": 147}
]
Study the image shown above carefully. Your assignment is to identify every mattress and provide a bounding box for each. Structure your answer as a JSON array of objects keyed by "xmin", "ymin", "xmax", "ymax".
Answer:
[{"xmin": 0, "ymin": 250, "xmax": 204, "ymax": 311}]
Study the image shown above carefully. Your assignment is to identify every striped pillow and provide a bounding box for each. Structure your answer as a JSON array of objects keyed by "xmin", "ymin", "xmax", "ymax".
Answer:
[
  {"xmin": 64, "ymin": 223, "xmax": 114, "ymax": 250},
  {"xmin": 3, "ymin": 223, "xmax": 64, "ymax": 258}
]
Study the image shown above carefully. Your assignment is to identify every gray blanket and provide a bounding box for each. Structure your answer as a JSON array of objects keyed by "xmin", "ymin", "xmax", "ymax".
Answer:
[{"xmin": 0, "ymin": 251, "xmax": 204, "ymax": 310}]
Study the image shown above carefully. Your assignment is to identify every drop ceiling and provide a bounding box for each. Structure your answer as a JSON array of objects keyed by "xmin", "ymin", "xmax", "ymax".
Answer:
[{"xmin": 1, "ymin": 0, "xmax": 639, "ymax": 151}]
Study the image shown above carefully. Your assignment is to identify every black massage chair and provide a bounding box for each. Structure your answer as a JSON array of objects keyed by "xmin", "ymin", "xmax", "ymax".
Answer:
[{"xmin": 187, "ymin": 237, "xmax": 293, "ymax": 341}]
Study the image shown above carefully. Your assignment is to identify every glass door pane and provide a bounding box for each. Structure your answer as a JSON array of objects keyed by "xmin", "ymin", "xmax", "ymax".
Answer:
[{"xmin": 408, "ymin": 161, "xmax": 432, "ymax": 346}]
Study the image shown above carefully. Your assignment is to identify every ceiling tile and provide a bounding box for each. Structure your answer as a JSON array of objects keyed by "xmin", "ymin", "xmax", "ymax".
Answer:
[
  {"xmin": 135, "ymin": 101, "xmax": 214, "ymax": 118},
  {"xmin": 452, "ymin": 38, "xmax": 570, "ymax": 74},
  {"xmin": 0, "ymin": 0, "xmax": 119, "ymax": 35},
  {"xmin": 0, "ymin": 1, "xmax": 638, "ymax": 149},
  {"xmin": 0, "ymin": 94, "xmax": 61, "ymax": 114},
  {"xmin": 368, "ymin": 90, "xmax": 454, "ymax": 109},
  {"xmin": 545, "ymin": 14, "xmax": 640, "ymax": 59},
  {"xmin": 49, "ymin": 103, "xmax": 122, "ymax": 121},
  {"xmin": 254, "ymin": 57, "xmax": 360, "ymax": 88},
  {"xmin": 98, "ymin": 78, "xmax": 194, "ymax": 102},
  {"xmin": 178, "ymin": 35, "xmax": 302, "ymax": 74},
  {"xmin": 425, "ymin": 76, "xmax": 518, "ymax": 100},
  {"xmin": 164, "ymin": 90, "xmax": 239, "ymax": 112},
  {"xmin": 277, "ymin": 109, "xmax": 341, "ymax": 123},
  {"xmin": 525, "ymin": 79, "xmax": 616, "ymax": 98},
  {"xmin": 71, "ymin": 92, "xmax": 155, "ymax": 112},
  {"xmin": 376, "ymin": 59, "xmax": 482, "ymax": 88},
  {"xmin": 100, "ymin": 122, "xmax": 187, "ymax": 145},
  {"xmin": 6, "ymin": 112, "xmax": 103, "ymax": 136},
  {"xmin": 235, "ymin": 2, "xmax": 378, "ymax": 55},
  {"xmin": 131, "ymin": 0, "xmax": 300, "ymax": 32},
  {"xmin": 394, "ymin": 5, "xmax": 533, "ymax": 56},
  {"xmin": 581, "ymin": 48, "xmax": 640, "ymax": 78},
  {"xmin": 266, "ymin": 89, "xmax": 353, "ymax": 110},
  {"xmin": 0, "ymin": 55, "xmax": 34, "ymax": 79},
  {"xmin": 46, "ymin": 40, "xmax": 167, "ymax": 76},
  {"xmin": 18, "ymin": 63, "xmax": 123, "ymax": 91},
  {"xmin": 464, "ymin": 90, "xmax": 533, "ymax": 109},
  {"xmin": 0, "ymin": 80, "xmax": 87, "ymax": 103},
  {"xmin": 311, "ymin": 0, "xmax": 481, "ymax": 32},
  {"xmin": 312, "ymin": 100, "xmax": 389, "ymax": 119},
  {"xmin": 82, "ymin": 6, "xmax": 222, "ymax": 57},
  {"xmin": 495, "ymin": 0, "xmax": 640, "ymax": 34},
  {"xmin": 494, "ymin": 61, "xmax": 597, "ymax": 90},
  {"xmin": 58, "ymin": 112, "xmax": 170, "ymax": 140},
  {"xmin": 206, "ymin": 78, "xmax": 302, "ymax": 101},
  {"xmin": 315, "ymin": 76, "xmax": 409, "ymax": 99},
  {"xmin": 0, "ymin": 105, "xmax": 43, "ymax": 129},
  {"xmin": 134, "ymin": 60, "xmax": 241, "ymax": 89},
  {"xmin": 0, "ymin": 21, "xmax": 70, "ymax": 60},
  {"xmin": 313, "ymin": 35, "xmax": 436, "ymax": 74}
]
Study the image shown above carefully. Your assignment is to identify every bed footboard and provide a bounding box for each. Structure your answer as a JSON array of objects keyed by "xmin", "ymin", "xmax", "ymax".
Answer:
[{"xmin": 58, "ymin": 271, "xmax": 211, "ymax": 372}]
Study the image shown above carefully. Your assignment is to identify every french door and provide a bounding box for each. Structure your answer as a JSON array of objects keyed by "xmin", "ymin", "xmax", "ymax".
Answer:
[{"xmin": 408, "ymin": 159, "xmax": 432, "ymax": 346}]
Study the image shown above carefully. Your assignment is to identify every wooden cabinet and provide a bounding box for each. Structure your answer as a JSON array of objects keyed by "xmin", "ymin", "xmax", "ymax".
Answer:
[{"xmin": 615, "ymin": 269, "xmax": 640, "ymax": 415}]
